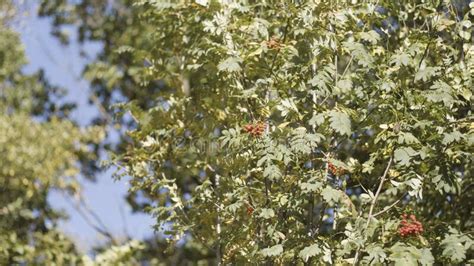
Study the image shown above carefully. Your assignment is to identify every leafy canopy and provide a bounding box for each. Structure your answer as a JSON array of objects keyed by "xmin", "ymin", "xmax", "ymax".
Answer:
[
  {"xmin": 104, "ymin": 0, "xmax": 474, "ymax": 264},
  {"xmin": 34, "ymin": 0, "xmax": 474, "ymax": 264}
]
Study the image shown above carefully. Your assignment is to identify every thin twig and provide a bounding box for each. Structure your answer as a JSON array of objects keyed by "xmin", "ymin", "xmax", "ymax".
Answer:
[
  {"xmin": 365, "ymin": 156, "xmax": 393, "ymax": 227},
  {"xmin": 61, "ymin": 192, "xmax": 117, "ymax": 243},
  {"xmin": 341, "ymin": 55, "xmax": 354, "ymax": 78},
  {"xmin": 353, "ymin": 156, "xmax": 393, "ymax": 265},
  {"xmin": 372, "ymin": 194, "xmax": 404, "ymax": 217},
  {"xmin": 215, "ymin": 174, "xmax": 222, "ymax": 266},
  {"xmin": 90, "ymin": 93, "xmax": 114, "ymax": 124},
  {"xmin": 119, "ymin": 204, "xmax": 131, "ymax": 240}
]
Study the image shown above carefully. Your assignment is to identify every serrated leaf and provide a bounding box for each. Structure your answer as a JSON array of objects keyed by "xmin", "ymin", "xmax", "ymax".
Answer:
[
  {"xmin": 359, "ymin": 30, "xmax": 380, "ymax": 44},
  {"xmin": 441, "ymin": 229, "xmax": 473, "ymax": 263},
  {"xmin": 414, "ymin": 67, "xmax": 439, "ymax": 82},
  {"xmin": 299, "ymin": 244, "xmax": 322, "ymax": 262},
  {"xmin": 263, "ymin": 164, "xmax": 282, "ymax": 180},
  {"xmin": 277, "ymin": 98, "xmax": 299, "ymax": 117},
  {"xmin": 389, "ymin": 243, "xmax": 430, "ymax": 266},
  {"xmin": 217, "ymin": 57, "xmax": 242, "ymax": 72},
  {"xmin": 321, "ymin": 187, "xmax": 341, "ymax": 204},
  {"xmin": 442, "ymin": 131, "xmax": 463, "ymax": 145},
  {"xmin": 426, "ymin": 81, "xmax": 455, "ymax": 107},
  {"xmin": 260, "ymin": 244, "xmax": 283, "ymax": 257},
  {"xmin": 259, "ymin": 208, "xmax": 275, "ymax": 219},
  {"xmin": 419, "ymin": 248, "xmax": 434, "ymax": 266},
  {"xmin": 390, "ymin": 52, "xmax": 410, "ymax": 67},
  {"xmin": 308, "ymin": 68, "xmax": 332, "ymax": 91},
  {"xmin": 397, "ymin": 132, "xmax": 420, "ymax": 145},
  {"xmin": 337, "ymin": 79, "xmax": 352, "ymax": 92},
  {"xmin": 309, "ymin": 113, "xmax": 325, "ymax": 126},
  {"xmin": 362, "ymin": 245, "xmax": 387, "ymax": 265},
  {"xmin": 300, "ymin": 182, "xmax": 322, "ymax": 193},
  {"xmin": 394, "ymin": 147, "xmax": 417, "ymax": 166},
  {"xmin": 290, "ymin": 127, "xmax": 324, "ymax": 155},
  {"xmin": 328, "ymin": 110, "xmax": 351, "ymax": 136},
  {"xmin": 343, "ymin": 41, "xmax": 374, "ymax": 67}
]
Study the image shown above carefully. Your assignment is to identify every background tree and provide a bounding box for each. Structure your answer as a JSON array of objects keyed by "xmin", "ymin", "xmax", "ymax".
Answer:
[
  {"xmin": 0, "ymin": 2, "xmax": 105, "ymax": 263},
  {"xmin": 0, "ymin": 2, "xmax": 153, "ymax": 265}
]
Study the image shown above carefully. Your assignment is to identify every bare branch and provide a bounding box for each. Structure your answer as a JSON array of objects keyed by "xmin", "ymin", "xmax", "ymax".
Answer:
[{"xmin": 61, "ymin": 192, "xmax": 117, "ymax": 244}]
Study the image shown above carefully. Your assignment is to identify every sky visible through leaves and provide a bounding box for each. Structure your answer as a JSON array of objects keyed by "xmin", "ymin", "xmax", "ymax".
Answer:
[{"xmin": 16, "ymin": 4, "xmax": 154, "ymax": 252}]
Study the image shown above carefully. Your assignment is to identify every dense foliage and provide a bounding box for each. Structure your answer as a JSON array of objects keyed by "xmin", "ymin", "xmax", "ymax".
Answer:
[
  {"xmin": 110, "ymin": 0, "xmax": 474, "ymax": 264},
  {"xmin": 4, "ymin": 0, "xmax": 474, "ymax": 264}
]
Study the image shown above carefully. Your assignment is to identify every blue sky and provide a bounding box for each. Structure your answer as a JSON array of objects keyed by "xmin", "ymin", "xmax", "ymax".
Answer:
[{"xmin": 16, "ymin": 4, "xmax": 155, "ymax": 252}]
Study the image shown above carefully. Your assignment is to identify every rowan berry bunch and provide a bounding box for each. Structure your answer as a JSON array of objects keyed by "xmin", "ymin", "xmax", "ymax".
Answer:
[
  {"xmin": 246, "ymin": 205, "xmax": 254, "ymax": 216},
  {"xmin": 243, "ymin": 121, "xmax": 266, "ymax": 137},
  {"xmin": 398, "ymin": 214, "xmax": 424, "ymax": 237},
  {"xmin": 328, "ymin": 162, "xmax": 345, "ymax": 176},
  {"xmin": 265, "ymin": 36, "xmax": 283, "ymax": 50}
]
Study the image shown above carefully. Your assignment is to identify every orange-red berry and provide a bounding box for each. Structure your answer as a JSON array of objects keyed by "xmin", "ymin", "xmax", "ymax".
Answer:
[
  {"xmin": 246, "ymin": 206, "xmax": 254, "ymax": 216},
  {"xmin": 328, "ymin": 162, "xmax": 345, "ymax": 176},
  {"xmin": 243, "ymin": 121, "xmax": 266, "ymax": 137},
  {"xmin": 398, "ymin": 214, "xmax": 424, "ymax": 237}
]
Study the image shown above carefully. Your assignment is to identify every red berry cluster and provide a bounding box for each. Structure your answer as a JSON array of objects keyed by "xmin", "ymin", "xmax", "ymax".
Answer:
[
  {"xmin": 265, "ymin": 36, "xmax": 283, "ymax": 50},
  {"xmin": 398, "ymin": 214, "xmax": 424, "ymax": 237},
  {"xmin": 246, "ymin": 205, "xmax": 254, "ymax": 216},
  {"xmin": 328, "ymin": 162, "xmax": 345, "ymax": 176},
  {"xmin": 243, "ymin": 122, "xmax": 266, "ymax": 137}
]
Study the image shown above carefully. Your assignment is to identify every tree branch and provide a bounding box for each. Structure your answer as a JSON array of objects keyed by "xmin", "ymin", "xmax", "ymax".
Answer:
[
  {"xmin": 61, "ymin": 192, "xmax": 117, "ymax": 244},
  {"xmin": 353, "ymin": 156, "xmax": 393, "ymax": 265},
  {"xmin": 215, "ymin": 174, "xmax": 222, "ymax": 266},
  {"xmin": 373, "ymin": 193, "xmax": 405, "ymax": 217},
  {"xmin": 365, "ymin": 156, "xmax": 393, "ymax": 227}
]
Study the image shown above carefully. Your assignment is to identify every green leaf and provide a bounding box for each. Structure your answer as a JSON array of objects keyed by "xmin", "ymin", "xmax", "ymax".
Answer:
[
  {"xmin": 441, "ymin": 228, "xmax": 473, "ymax": 263},
  {"xmin": 426, "ymin": 81, "xmax": 455, "ymax": 107},
  {"xmin": 414, "ymin": 67, "xmax": 439, "ymax": 82},
  {"xmin": 336, "ymin": 79, "xmax": 352, "ymax": 93},
  {"xmin": 217, "ymin": 57, "xmax": 242, "ymax": 72},
  {"xmin": 260, "ymin": 244, "xmax": 283, "ymax": 257},
  {"xmin": 389, "ymin": 243, "xmax": 431, "ymax": 266},
  {"xmin": 397, "ymin": 132, "xmax": 420, "ymax": 145},
  {"xmin": 362, "ymin": 244, "xmax": 387, "ymax": 265},
  {"xmin": 309, "ymin": 113, "xmax": 325, "ymax": 126},
  {"xmin": 259, "ymin": 208, "xmax": 275, "ymax": 219},
  {"xmin": 299, "ymin": 243, "xmax": 322, "ymax": 262},
  {"xmin": 263, "ymin": 164, "xmax": 282, "ymax": 180},
  {"xmin": 308, "ymin": 66, "xmax": 333, "ymax": 92},
  {"xmin": 394, "ymin": 147, "xmax": 417, "ymax": 166},
  {"xmin": 358, "ymin": 30, "xmax": 380, "ymax": 44},
  {"xmin": 290, "ymin": 127, "xmax": 324, "ymax": 155},
  {"xmin": 321, "ymin": 187, "xmax": 341, "ymax": 204},
  {"xmin": 300, "ymin": 182, "xmax": 322, "ymax": 193},
  {"xmin": 343, "ymin": 41, "xmax": 374, "ymax": 67},
  {"xmin": 328, "ymin": 110, "xmax": 351, "ymax": 136},
  {"xmin": 390, "ymin": 52, "xmax": 410, "ymax": 67},
  {"xmin": 116, "ymin": 45, "xmax": 135, "ymax": 54},
  {"xmin": 419, "ymin": 248, "xmax": 435, "ymax": 266},
  {"xmin": 442, "ymin": 131, "xmax": 463, "ymax": 145},
  {"xmin": 277, "ymin": 98, "xmax": 299, "ymax": 117}
]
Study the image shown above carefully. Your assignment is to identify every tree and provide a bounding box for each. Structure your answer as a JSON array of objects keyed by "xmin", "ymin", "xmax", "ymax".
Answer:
[
  {"xmin": 0, "ymin": 2, "xmax": 105, "ymax": 264},
  {"xmin": 116, "ymin": 1, "xmax": 473, "ymax": 264},
  {"xmin": 39, "ymin": 0, "xmax": 473, "ymax": 264}
]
